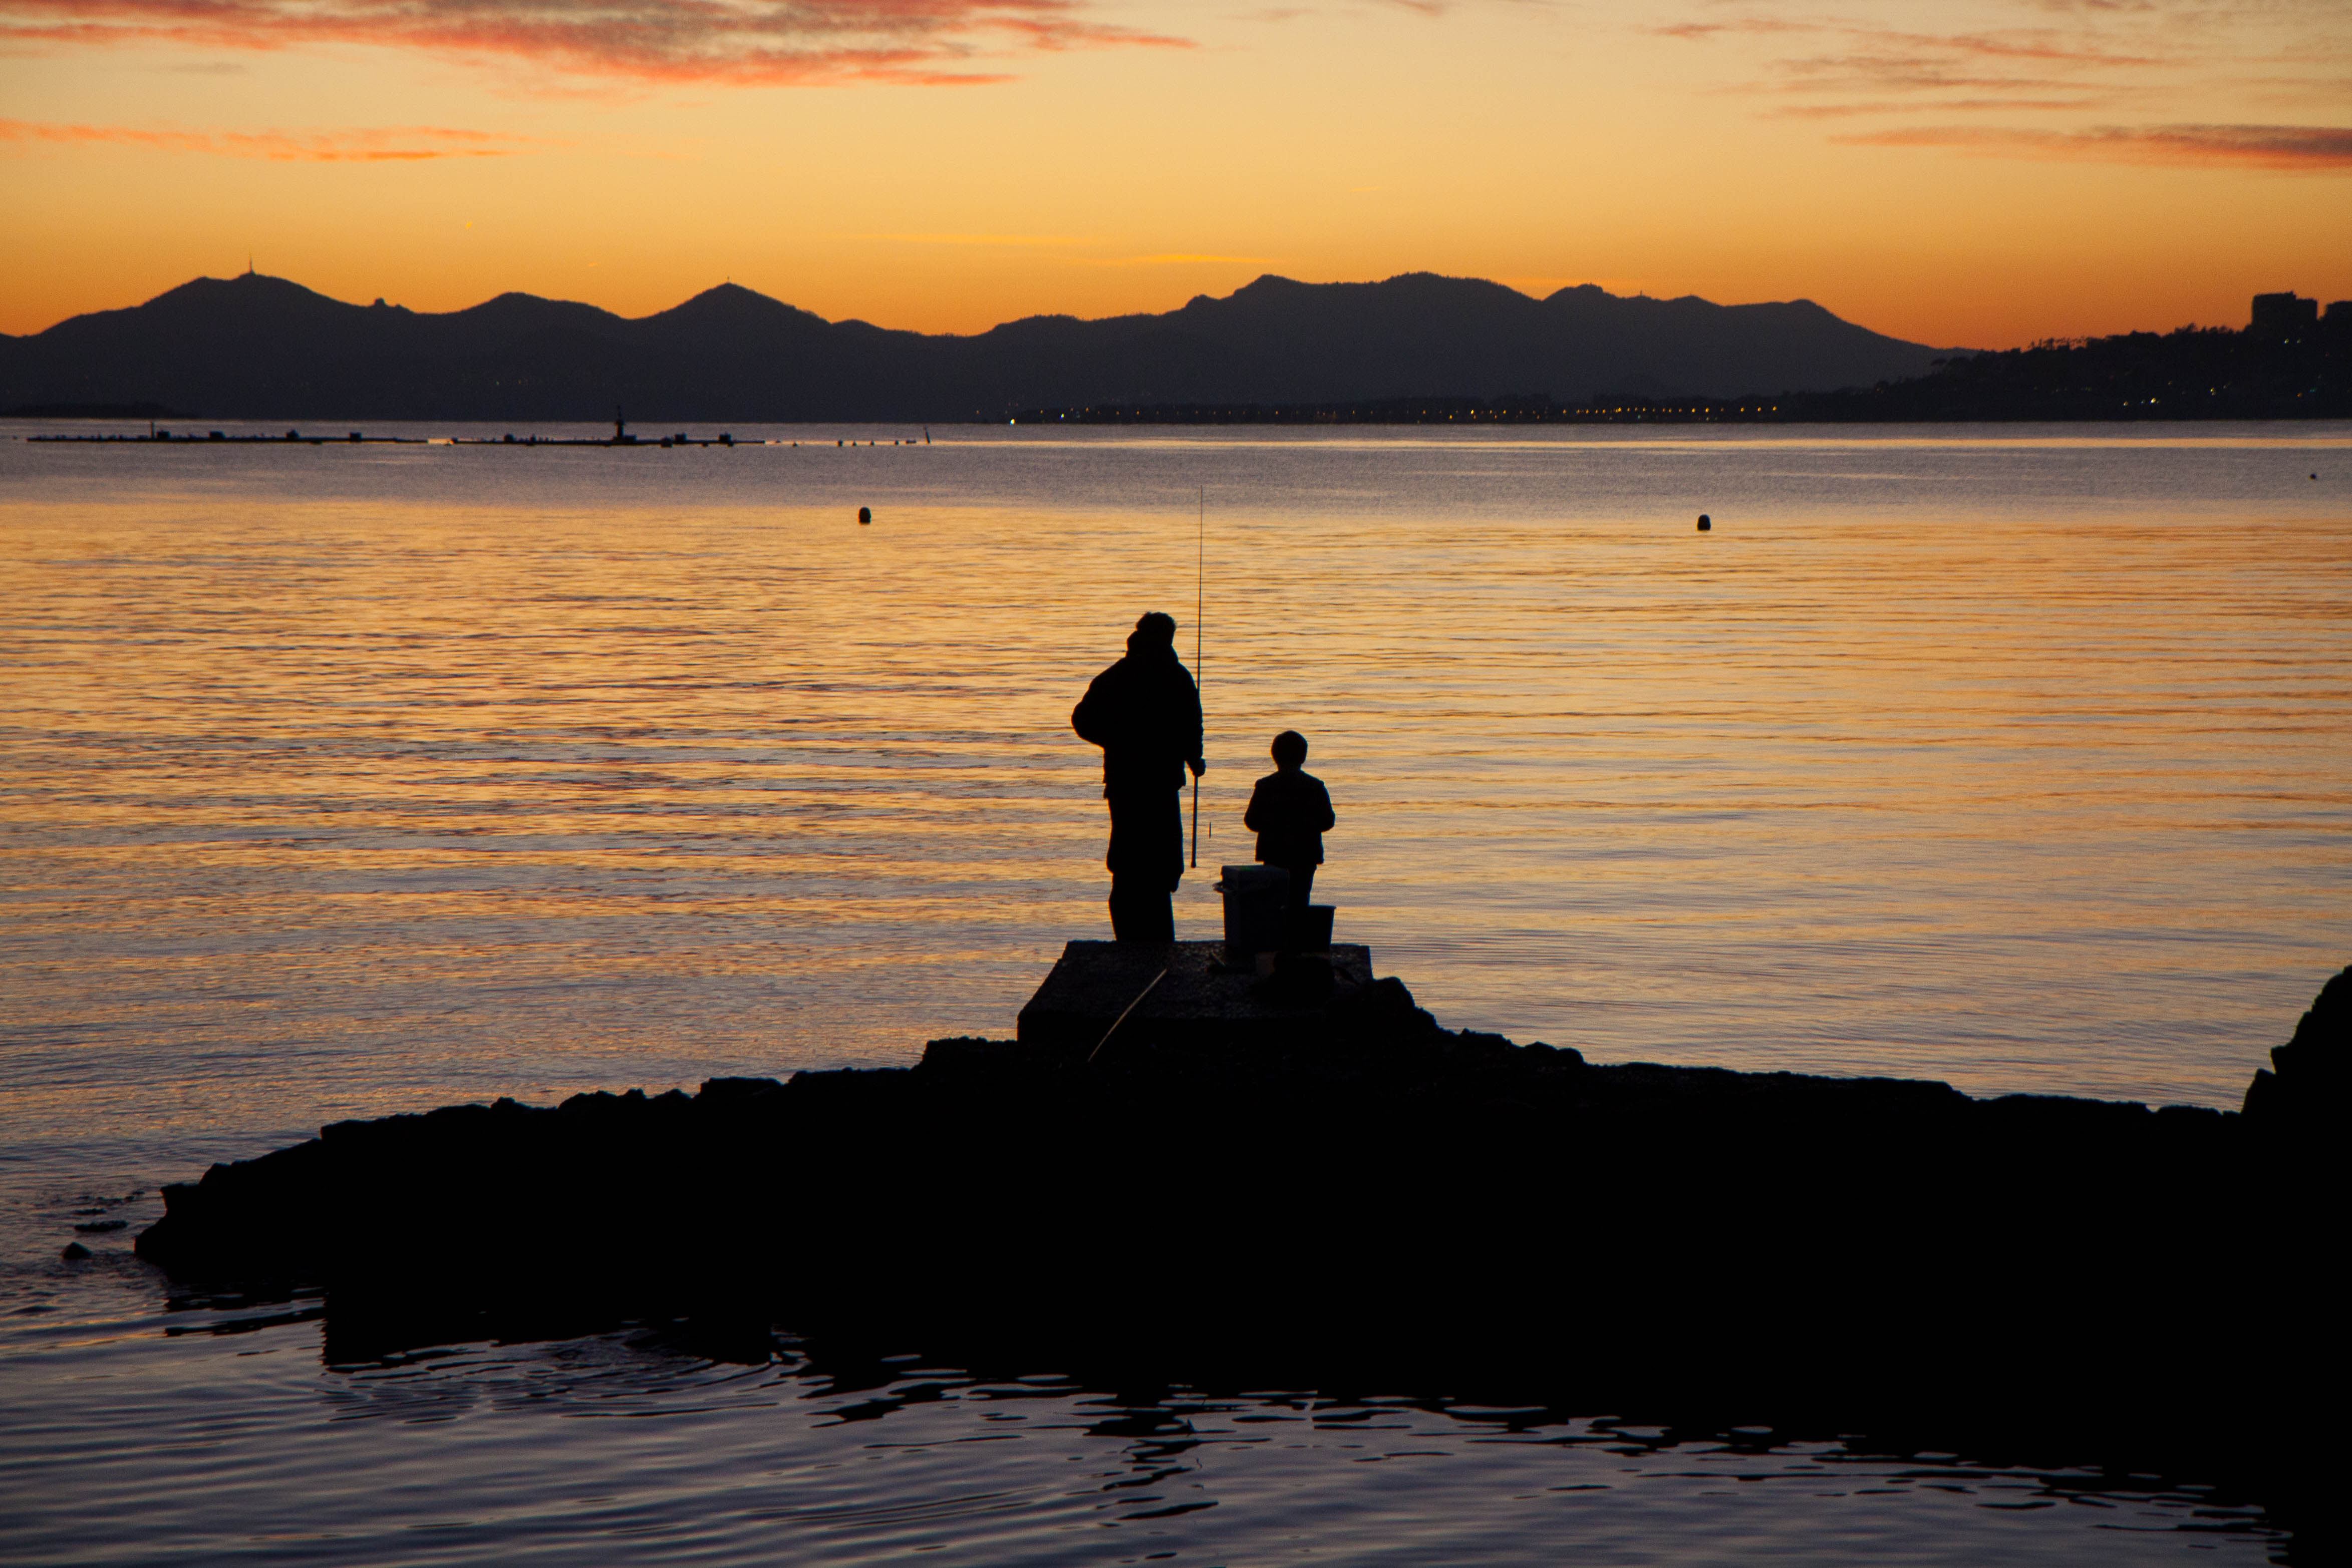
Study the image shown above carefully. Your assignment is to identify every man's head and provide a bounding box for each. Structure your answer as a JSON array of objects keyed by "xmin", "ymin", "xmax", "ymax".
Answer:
[
  {"xmin": 1272, "ymin": 730, "xmax": 1308, "ymax": 770},
  {"xmin": 1129, "ymin": 611, "xmax": 1178, "ymax": 653}
]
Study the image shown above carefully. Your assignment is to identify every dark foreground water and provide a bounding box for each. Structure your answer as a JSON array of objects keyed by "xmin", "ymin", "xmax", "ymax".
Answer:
[
  {"xmin": 1, "ymin": 1284, "xmax": 2289, "ymax": 1566},
  {"xmin": 3, "ymin": 422, "xmax": 2345, "ymax": 1561}
]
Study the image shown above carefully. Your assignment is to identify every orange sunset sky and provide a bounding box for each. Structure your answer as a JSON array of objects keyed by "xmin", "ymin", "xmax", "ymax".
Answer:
[{"xmin": 3, "ymin": 0, "xmax": 2347, "ymax": 348}]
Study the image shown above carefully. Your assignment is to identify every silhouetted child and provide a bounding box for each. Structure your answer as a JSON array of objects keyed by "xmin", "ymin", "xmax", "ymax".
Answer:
[{"xmin": 1244, "ymin": 730, "xmax": 1335, "ymax": 907}]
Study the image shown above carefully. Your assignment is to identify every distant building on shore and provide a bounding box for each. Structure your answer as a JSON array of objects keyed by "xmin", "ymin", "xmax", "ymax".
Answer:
[{"xmin": 2250, "ymin": 291, "xmax": 2320, "ymax": 340}]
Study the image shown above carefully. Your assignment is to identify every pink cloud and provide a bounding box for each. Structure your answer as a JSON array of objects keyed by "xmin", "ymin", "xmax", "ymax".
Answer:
[
  {"xmin": 1646, "ymin": 19, "xmax": 1819, "ymax": 42},
  {"xmin": 1647, "ymin": 9, "xmax": 2219, "ymax": 107},
  {"xmin": 0, "ymin": 0, "xmax": 1190, "ymax": 87},
  {"xmin": 1837, "ymin": 122, "xmax": 2352, "ymax": 170},
  {"xmin": 1870, "ymin": 29, "xmax": 2162, "ymax": 68},
  {"xmin": 1767, "ymin": 98, "xmax": 2107, "ymax": 119},
  {"xmin": 0, "ymin": 116, "xmax": 554, "ymax": 159}
]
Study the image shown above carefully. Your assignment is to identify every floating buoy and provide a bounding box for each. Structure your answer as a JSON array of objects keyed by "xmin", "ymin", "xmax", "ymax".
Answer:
[
  {"xmin": 1696, "ymin": 514, "xmax": 1712, "ymax": 531},
  {"xmin": 858, "ymin": 506, "xmax": 871, "ymax": 525}
]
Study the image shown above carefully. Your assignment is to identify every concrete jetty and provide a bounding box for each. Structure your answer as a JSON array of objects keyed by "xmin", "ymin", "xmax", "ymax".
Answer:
[{"xmin": 1014, "ymin": 940, "xmax": 1374, "ymax": 1056}]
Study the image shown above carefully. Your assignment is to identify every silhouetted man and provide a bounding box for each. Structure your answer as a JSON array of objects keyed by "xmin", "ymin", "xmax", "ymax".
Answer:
[{"xmin": 1072, "ymin": 612, "xmax": 1205, "ymax": 942}]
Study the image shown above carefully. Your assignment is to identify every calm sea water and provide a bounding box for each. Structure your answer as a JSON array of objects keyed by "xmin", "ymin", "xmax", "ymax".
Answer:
[{"xmin": 4, "ymin": 421, "xmax": 2346, "ymax": 1562}]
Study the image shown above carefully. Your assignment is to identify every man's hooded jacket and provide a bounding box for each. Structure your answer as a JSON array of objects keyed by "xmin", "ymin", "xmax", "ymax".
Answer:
[{"xmin": 1072, "ymin": 626, "xmax": 1205, "ymax": 798}]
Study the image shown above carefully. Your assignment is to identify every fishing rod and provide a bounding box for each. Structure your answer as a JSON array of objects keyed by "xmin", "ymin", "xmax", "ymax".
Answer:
[
  {"xmin": 1088, "ymin": 966, "xmax": 1167, "ymax": 1064},
  {"xmin": 1191, "ymin": 486, "xmax": 1203, "ymax": 869}
]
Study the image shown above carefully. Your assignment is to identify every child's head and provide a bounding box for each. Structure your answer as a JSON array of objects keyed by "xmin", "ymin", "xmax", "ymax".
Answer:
[{"xmin": 1271, "ymin": 730, "xmax": 1308, "ymax": 770}]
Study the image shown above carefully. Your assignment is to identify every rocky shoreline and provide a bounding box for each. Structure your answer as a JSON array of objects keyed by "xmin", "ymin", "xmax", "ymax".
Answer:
[{"xmin": 132, "ymin": 963, "xmax": 2346, "ymax": 1546}]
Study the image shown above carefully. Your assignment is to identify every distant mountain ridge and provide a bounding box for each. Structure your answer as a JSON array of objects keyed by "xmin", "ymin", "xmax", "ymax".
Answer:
[{"xmin": 0, "ymin": 271, "xmax": 1958, "ymax": 422}]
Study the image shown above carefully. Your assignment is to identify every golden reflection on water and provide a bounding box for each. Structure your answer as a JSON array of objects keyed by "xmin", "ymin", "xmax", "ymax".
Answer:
[{"xmin": 2, "ymin": 428, "xmax": 2347, "ymax": 1151}]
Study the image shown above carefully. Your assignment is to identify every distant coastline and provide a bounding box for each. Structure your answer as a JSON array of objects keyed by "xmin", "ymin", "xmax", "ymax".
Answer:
[
  {"xmin": 0, "ymin": 269, "xmax": 1953, "ymax": 425},
  {"xmin": 7, "ymin": 276, "xmax": 2343, "ymax": 425},
  {"xmin": 1015, "ymin": 306, "xmax": 2351, "ymax": 424}
]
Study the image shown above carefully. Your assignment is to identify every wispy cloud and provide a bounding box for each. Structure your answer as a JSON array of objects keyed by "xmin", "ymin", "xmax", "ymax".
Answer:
[
  {"xmin": 1651, "ymin": 3, "xmax": 2349, "ymax": 93},
  {"xmin": 1756, "ymin": 30, "xmax": 2170, "ymax": 98},
  {"xmin": 1085, "ymin": 252, "xmax": 1272, "ymax": 265},
  {"xmin": 1769, "ymin": 97, "xmax": 2105, "ymax": 118},
  {"xmin": 1649, "ymin": 18, "xmax": 1817, "ymax": 43},
  {"xmin": 1650, "ymin": 10, "xmax": 2178, "ymax": 114},
  {"xmin": 0, "ymin": 0, "xmax": 1190, "ymax": 87},
  {"xmin": 845, "ymin": 231, "xmax": 1091, "ymax": 245},
  {"xmin": 0, "ymin": 117, "xmax": 552, "ymax": 160},
  {"xmin": 839, "ymin": 235, "xmax": 1269, "ymax": 264},
  {"xmin": 1838, "ymin": 121, "xmax": 2352, "ymax": 169},
  {"xmin": 1650, "ymin": 0, "xmax": 2351, "ymax": 169}
]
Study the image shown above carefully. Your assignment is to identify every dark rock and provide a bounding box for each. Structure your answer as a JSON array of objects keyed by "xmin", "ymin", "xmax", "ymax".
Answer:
[
  {"xmin": 121, "ymin": 960, "xmax": 2350, "ymax": 1542},
  {"xmin": 698, "ymin": 1077, "xmax": 786, "ymax": 1103},
  {"xmin": 1324, "ymin": 974, "xmax": 1439, "ymax": 1048},
  {"xmin": 60, "ymin": 1242, "xmax": 92, "ymax": 1261},
  {"xmin": 2244, "ymin": 964, "xmax": 2349, "ymax": 1126},
  {"xmin": 1447, "ymin": 1029, "xmax": 1515, "ymax": 1058},
  {"xmin": 917, "ymin": 1037, "xmax": 1029, "ymax": 1075}
]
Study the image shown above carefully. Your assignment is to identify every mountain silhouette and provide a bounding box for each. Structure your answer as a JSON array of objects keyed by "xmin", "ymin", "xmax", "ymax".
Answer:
[{"xmin": 0, "ymin": 271, "xmax": 1956, "ymax": 421}]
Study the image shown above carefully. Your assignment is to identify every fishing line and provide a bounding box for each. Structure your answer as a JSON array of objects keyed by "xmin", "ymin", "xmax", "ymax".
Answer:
[{"xmin": 1191, "ymin": 486, "xmax": 1203, "ymax": 869}]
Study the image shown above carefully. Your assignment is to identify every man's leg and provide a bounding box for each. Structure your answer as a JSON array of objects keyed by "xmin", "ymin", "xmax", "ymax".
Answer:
[
  {"xmin": 1108, "ymin": 877, "xmax": 1174, "ymax": 942},
  {"xmin": 1105, "ymin": 789, "xmax": 1183, "ymax": 942},
  {"xmin": 1285, "ymin": 863, "xmax": 1316, "ymax": 908}
]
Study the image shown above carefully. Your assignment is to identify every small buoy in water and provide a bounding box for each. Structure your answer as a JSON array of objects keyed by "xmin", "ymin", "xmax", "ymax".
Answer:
[
  {"xmin": 1696, "ymin": 514, "xmax": 1712, "ymax": 531},
  {"xmin": 858, "ymin": 506, "xmax": 871, "ymax": 525}
]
